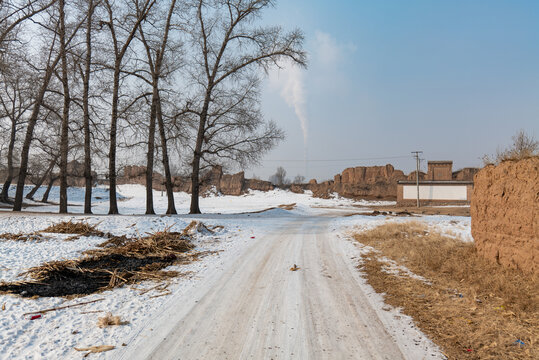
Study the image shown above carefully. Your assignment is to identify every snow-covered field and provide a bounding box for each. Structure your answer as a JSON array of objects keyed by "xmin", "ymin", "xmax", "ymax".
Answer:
[
  {"xmin": 0, "ymin": 185, "xmax": 471, "ymax": 359},
  {"xmin": 0, "ymin": 184, "xmax": 394, "ymax": 215}
]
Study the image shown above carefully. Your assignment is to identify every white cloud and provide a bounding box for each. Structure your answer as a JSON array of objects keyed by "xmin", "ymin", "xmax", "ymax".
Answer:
[{"xmin": 314, "ymin": 31, "xmax": 357, "ymax": 67}]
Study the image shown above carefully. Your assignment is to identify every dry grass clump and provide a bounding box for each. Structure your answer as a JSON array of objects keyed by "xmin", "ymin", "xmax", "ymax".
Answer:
[
  {"xmin": 96, "ymin": 235, "xmax": 130, "ymax": 248},
  {"xmin": 0, "ymin": 232, "xmax": 49, "ymax": 242},
  {"xmin": 97, "ymin": 313, "xmax": 129, "ymax": 328},
  {"xmin": 1, "ymin": 228, "xmax": 198, "ymax": 297},
  {"xmin": 74, "ymin": 345, "xmax": 115, "ymax": 357},
  {"xmin": 85, "ymin": 229, "xmax": 195, "ymax": 258},
  {"xmin": 1, "ymin": 220, "xmax": 108, "ymax": 243},
  {"xmin": 354, "ymin": 222, "xmax": 538, "ymax": 359},
  {"xmin": 278, "ymin": 203, "xmax": 297, "ymax": 210},
  {"xmin": 42, "ymin": 220, "xmax": 108, "ymax": 237}
]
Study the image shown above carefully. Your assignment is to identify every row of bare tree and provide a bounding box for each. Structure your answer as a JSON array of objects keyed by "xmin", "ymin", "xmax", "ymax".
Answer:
[{"xmin": 0, "ymin": 0, "xmax": 306, "ymax": 214}]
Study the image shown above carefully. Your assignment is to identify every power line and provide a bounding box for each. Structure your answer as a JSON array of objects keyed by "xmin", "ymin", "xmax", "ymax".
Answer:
[{"xmin": 263, "ymin": 155, "xmax": 411, "ymax": 163}]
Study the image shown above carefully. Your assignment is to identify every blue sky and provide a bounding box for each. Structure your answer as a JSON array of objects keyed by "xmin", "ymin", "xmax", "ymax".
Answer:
[{"xmin": 247, "ymin": 0, "xmax": 539, "ymax": 181}]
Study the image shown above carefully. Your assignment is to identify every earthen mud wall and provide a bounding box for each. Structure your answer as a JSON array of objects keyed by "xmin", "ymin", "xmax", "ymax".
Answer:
[
  {"xmin": 117, "ymin": 165, "xmax": 273, "ymax": 196},
  {"xmin": 471, "ymin": 158, "xmax": 538, "ymax": 274}
]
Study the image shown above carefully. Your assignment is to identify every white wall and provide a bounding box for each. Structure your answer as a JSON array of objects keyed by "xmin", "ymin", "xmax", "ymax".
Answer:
[{"xmin": 403, "ymin": 185, "xmax": 468, "ymax": 201}]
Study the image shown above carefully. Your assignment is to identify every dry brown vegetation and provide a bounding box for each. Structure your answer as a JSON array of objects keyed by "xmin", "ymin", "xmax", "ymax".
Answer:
[
  {"xmin": 0, "ymin": 222, "xmax": 215, "ymax": 297},
  {"xmin": 42, "ymin": 220, "xmax": 109, "ymax": 238},
  {"xmin": 0, "ymin": 232, "xmax": 50, "ymax": 242},
  {"xmin": 97, "ymin": 313, "xmax": 129, "ymax": 328},
  {"xmin": 353, "ymin": 222, "xmax": 538, "ymax": 359},
  {"xmin": 482, "ymin": 130, "xmax": 539, "ymax": 165},
  {"xmin": 0, "ymin": 220, "xmax": 108, "ymax": 242},
  {"xmin": 74, "ymin": 345, "xmax": 115, "ymax": 357}
]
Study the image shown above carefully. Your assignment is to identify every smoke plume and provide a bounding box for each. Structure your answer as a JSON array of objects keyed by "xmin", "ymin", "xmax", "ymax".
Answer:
[{"xmin": 270, "ymin": 62, "xmax": 308, "ymax": 148}]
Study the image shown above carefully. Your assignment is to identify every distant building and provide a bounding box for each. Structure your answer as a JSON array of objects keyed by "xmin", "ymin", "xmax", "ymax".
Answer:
[{"xmin": 397, "ymin": 161, "xmax": 473, "ymax": 206}]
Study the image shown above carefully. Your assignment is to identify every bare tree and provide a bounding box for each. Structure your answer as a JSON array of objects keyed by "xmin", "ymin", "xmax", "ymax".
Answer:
[
  {"xmin": 57, "ymin": 0, "xmax": 70, "ymax": 213},
  {"xmin": 293, "ymin": 174, "xmax": 305, "ymax": 184},
  {"xmin": 79, "ymin": 0, "xmax": 100, "ymax": 214},
  {"xmin": 269, "ymin": 166, "xmax": 287, "ymax": 186},
  {"xmin": 185, "ymin": 0, "xmax": 306, "ymax": 214},
  {"xmin": 483, "ymin": 130, "xmax": 539, "ymax": 165},
  {"xmin": 12, "ymin": 1, "xmax": 86, "ymax": 211},
  {"xmin": 0, "ymin": 0, "xmax": 57, "ymax": 46},
  {"xmin": 25, "ymin": 155, "xmax": 58, "ymax": 200},
  {"xmin": 0, "ymin": 65, "xmax": 33, "ymax": 203},
  {"xmin": 136, "ymin": 0, "xmax": 180, "ymax": 214},
  {"xmin": 13, "ymin": 19, "xmax": 62, "ymax": 211},
  {"xmin": 101, "ymin": 0, "xmax": 155, "ymax": 214}
]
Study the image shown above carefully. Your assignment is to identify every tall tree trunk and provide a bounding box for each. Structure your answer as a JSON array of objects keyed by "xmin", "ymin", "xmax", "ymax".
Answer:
[
  {"xmin": 138, "ymin": 0, "xmax": 176, "ymax": 215},
  {"xmin": 190, "ymin": 153, "xmax": 201, "ymax": 214},
  {"xmin": 189, "ymin": 93, "xmax": 211, "ymax": 214},
  {"xmin": 108, "ymin": 65, "xmax": 120, "ymax": 214},
  {"xmin": 41, "ymin": 176, "xmax": 56, "ymax": 203},
  {"xmin": 104, "ymin": 0, "xmax": 155, "ymax": 215},
  {"xmin": 156, "ymin": 91, "xmax": 176, "ymax": 214},
  {"xmin": 58, "ymin": 0, "xmax": 70, "ymax": 214},
  {"xmin": 83, "ymin": 0, "xmax": 95, "ymax": 214},
  {"xmin": 145, "ymin": 79, "xmax": 158, "ymax": 215},
  {"xmin": 25, "ymin": 156, "xmax": 57, "ymax": 200},
  {"xmin": 0, "ymin": 118, "xmax": 16, "ymax": 203},
  {"xmin": 13, "ymin": 61, "xmax": 58, "ymax": 211},
  {"xmin": 190, "ymin": 114, "xmax": 207, "ymax": 215}
]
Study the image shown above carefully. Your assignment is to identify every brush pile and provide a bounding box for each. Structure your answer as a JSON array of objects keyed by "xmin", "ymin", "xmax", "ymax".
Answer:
[
  {"xmin": 86, "ymin": 228, "xmax": 194, "ymax": 258},
  {"xmin": 0, "ymin": 227, "xmax": 199, "ymax": 297},
  {"xmin": 0, "ymin": 220, "xmax": 107, "ymax": 243},
  {"xmin": 42, "ymin": 220, "xmax": 110, "ymax": 238}
]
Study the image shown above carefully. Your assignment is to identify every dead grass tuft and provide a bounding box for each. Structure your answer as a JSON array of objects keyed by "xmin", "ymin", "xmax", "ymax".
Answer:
[
  {"xmin": 354, "ymin": 222, "xmax": 538, "ymax": 359},
  {"xmin": 96, "ymin": 235, "xmax": 130, "ymax": 248},
  {"xmin": 278, "ymin": 203, "xmax": 297, "ymax": 210},
  {"xmin": 42, "ymin": 220, "xmax": 109, "ymax": 238},
  {"xmin": 0, "ymin": 232, "xmax": 50, "ymax": 242},
  {"xmin": 97, "ymin": 313, "xmax": 129, "ymax": 328},
  {"xmin": 85, "ymin": 228, "xmax": 195, "ymax": 258}
]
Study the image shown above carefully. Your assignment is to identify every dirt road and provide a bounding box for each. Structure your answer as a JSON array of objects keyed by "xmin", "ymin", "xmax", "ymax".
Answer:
[{"xmin": 117, "ymin": 215, "xmax": 438, "ymax": 360}]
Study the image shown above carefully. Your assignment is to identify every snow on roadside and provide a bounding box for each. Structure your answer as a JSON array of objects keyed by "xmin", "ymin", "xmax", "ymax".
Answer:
[
  {"xmin": 331, "ymin": 219, "xmax": 444, "ymax": 359},
  {"xmin": 335, "ymin": 213, "xmax": 472, "ymax": 243},
  {"xmin": 0, "ymin": 187, "xmax": 470, "ymax": 360},
  {"xmin": 0, "ymin": 184, "xmax": 392, "ymax": 215},
  {"xmin": 0, "ymin": 212, "xmax": 291, "ymax": 360},
  {"xmin": 330, "ymin": 213, "xmax": 474, "ymax": 359}
]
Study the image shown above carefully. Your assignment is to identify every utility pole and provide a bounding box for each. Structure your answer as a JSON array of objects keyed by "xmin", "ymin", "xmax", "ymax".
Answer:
[{"xmin": 412, "ymin": 151, "xmax": 423, "ymax": 208}]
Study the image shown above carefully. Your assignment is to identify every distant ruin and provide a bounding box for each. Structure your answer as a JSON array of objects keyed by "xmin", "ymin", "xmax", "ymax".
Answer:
[
  {"xmin": 291, "ymin": 163, "xmax": 478, "ymax": 200},
  {"xmin": 1, "ymin": 160, "xmax": 478, "ymax": 201},
  {"xmin": 118, "ymin": 165, "xmax": 273, "ymax": 196}
]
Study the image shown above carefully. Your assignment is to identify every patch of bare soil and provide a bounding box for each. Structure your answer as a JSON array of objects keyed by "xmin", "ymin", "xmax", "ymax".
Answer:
[
  {"xmin": 0, "ymin": 223, "xmax": 216, "ymax": 298},
  {"xmin": 366, "ymin": 205, "xmax": 470, "ymax": 217},
  {"xmin": 353, "ymin": 222, "xmax": 538, "ymax": 359},
  {"xmin": 344, "ymin": 210, "xmax": 415, "ymax": 217}
]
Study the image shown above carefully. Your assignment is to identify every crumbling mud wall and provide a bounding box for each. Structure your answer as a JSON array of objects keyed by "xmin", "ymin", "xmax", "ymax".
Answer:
[
  {"xmin": 301, "ymin": 164, "xmax": 408, "ymax": 200},
  {"xmin": 117, "ymin": 165, "xmax": 273, "ymax": 196},
  {"xmin": 471, "ymin": 158, "xmax": 538, "ymax": 274}
]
